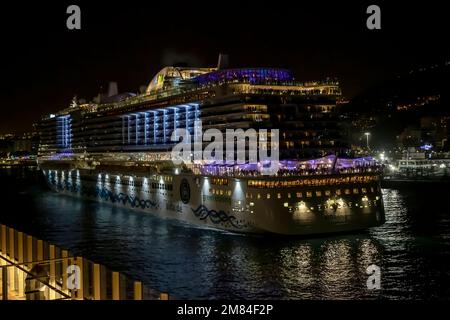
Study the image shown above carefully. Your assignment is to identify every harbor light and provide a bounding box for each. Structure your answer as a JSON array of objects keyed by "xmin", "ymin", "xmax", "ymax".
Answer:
[
  {"xmin": 298, "ymin": 201, "xmax": 306, "ymax": 210},
  {"xmin": 389, "ymin": 164, "xmax": 398, "ymax": 172}
]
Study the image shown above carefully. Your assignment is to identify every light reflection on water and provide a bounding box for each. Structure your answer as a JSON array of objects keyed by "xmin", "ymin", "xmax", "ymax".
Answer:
[{"xmin": 1, "ymin": 169, "xmax": 450, "ymax": 299}]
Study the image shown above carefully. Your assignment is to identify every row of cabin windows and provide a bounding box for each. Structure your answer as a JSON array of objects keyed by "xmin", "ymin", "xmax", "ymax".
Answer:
[
  {"xmin": 98, "ymin": 176, "xmax": 173, "ymax": 186},
  {"xmin": 247, "ymin": 175, "xmax": 378, "ymax": 188},
  {"xmin": 211, "ymin": 178, "xmax": 228, "ymax": 186},
  {"xmin": 109, "ymin": 180, "xmax": 173, "ymax": 190},
  {"xmin": 206, "ymin": 187, "xmax": 376, "ymax": 198},
  {"xmin": 248, "ymin": 187, "xmax": 376, "ymax": 200},
  {"xmin": 210, "ymin": 189, "xmax": 232, "ymax": 196}
]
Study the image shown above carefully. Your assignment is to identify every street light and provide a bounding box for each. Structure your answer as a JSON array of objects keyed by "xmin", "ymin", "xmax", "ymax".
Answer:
[{"xmin": 364, "ymin": 132, "xmax": 371, "ymax": 149}]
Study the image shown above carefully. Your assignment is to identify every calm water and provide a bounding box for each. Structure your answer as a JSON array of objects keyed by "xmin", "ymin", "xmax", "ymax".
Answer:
[{"xmin": 1, "ymin": 168, "xmax": 450, "ymax": 299}]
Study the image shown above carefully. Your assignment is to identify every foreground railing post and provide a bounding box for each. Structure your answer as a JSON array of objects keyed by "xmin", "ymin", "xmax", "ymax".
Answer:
[
  {"xmin": 133, "ymin": 281, "xmax": 142, "ymax": 300},
  {"xmin": 93, "ymin": 263, "xmax": 101, "ymax": 300},
  {"xmin": 37, "ymin": 240, "xmax": 43, "ymax": 261},
  {"xmin": 62, "ymin": 250, "xmax": 69, "ymax": 293},
  {"xmin": 17, "ymin": 232, "xmax": 24, "ymax": 297},
  {"xmin": 49, "ymin": 245, "xmax": 56, "ymax": 299},
  {"xmin": 26, "ymin": 235, "xmax": 33, "ymax": 269},
  {"xmin": 8, "ymin": 228, "xmax": 15, "ymax": 293},
  {"xmin": 2, "ymin": 266, "xmax": 7, "ymax": 300},
  {"xmin": 75, "ymin": 257, "xmax": 84, "ymax": 300},
  {"xmin": 112, "ymin": 272, "xmax": 120, "ymax": 300},
  {"xmin": 0, "ymin": 225, "xmax": 6, "ymax": 257},
  {"xmin": 160, "ymin": 292, "xmax": 169, "ymax": 300}
]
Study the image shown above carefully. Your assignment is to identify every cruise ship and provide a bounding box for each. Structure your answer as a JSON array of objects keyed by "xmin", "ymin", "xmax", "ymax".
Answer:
[{"xmin": 35, "ymin": 57, "xmax": 385, "ymax": 235}]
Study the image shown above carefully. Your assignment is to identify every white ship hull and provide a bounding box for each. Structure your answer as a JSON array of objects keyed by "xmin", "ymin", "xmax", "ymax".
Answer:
[{"xmin": 41, "ymin": 167, "xmax": 385, "ymax": 236}]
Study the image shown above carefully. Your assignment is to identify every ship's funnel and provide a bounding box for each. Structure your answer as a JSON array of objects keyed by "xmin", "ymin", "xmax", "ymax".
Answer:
[
  {"xmin": 217, "ymin": 54, "xmax": 229, "ymax": 70},
  {"xmin": 107, "ymin": 82, "xmax": 118, "ymax": 97}
]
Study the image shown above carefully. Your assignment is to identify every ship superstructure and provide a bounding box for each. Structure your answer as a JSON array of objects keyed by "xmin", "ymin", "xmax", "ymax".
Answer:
[{"xmin": 36, "ymin": 59, "xmax": 385, "ymax": 235}]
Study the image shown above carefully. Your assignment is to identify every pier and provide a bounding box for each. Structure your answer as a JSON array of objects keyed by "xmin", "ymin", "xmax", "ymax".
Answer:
[{"xmin": 0, "ymin": 224, "xmax": 169, "ymax": 300}]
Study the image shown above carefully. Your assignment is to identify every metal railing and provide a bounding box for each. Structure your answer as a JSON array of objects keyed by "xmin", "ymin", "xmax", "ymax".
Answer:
[{"xmin": 0, "ymin": 224, "xmax": 169, "ymax": 300}]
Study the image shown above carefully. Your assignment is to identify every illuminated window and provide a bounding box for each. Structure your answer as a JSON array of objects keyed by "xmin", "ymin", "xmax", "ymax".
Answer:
[
  {"xmin": 325, "ymin": 190, "xmax": 331, "ymax": 196},
  {"xmin": 257, "ymin": 193, "xmax": 261, "ymax": 199},
  {"xmin": 287, "ymin": 193, "xmax": 291, "ymax": 199},
  {"xmin": 336, "ymin": 189, "xmax": 341, "ymax": 195},
  {"xmin": 267, "ymin": 193, "xmax": 271, "ymax": 199},
  {"xmin": 296, "ymin": 192, "xmax": 302, "ymax": 198},
  {"xmin": 277, "ymin": 193, "xmax": 281, "ymax": 199},
  {"xmin": 316, "ymin": 191, "xmax": 322, "ymax": 197},
  {"xmin": 306, "ymin": 192, "xmax": 312, "ymax": 198},
  {"xmin": 361, "ymin": 188, "xmax": 367, "ymax": 194},
  {"xmin": 353, "ymin": 188, "xmax": 359, "ymax": 194},
  {"xmin": 345, "ymin": 189, "xmax": 350, "ymax": 195}
]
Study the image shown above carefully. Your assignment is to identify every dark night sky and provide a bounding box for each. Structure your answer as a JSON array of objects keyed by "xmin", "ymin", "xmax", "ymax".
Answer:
[{"xmin": 0, "ymin": 1, "xmax": 449, "ymax": 133}]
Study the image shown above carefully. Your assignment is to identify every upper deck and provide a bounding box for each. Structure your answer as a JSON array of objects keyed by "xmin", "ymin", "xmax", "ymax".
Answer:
[
  {"xmin": 36, "ymin": 64, "xmax": 345, "ymax": 160},
  {"xmin": 40, "ymin": 67, "xmax": 341, "ymax": 120}
]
